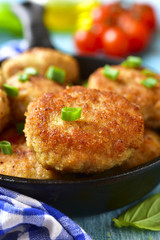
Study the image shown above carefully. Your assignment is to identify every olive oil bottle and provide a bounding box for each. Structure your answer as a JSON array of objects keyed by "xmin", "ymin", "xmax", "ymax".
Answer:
[{"xmin": 43, "ymin": 0, "xmax": 99, "ymax": 32}]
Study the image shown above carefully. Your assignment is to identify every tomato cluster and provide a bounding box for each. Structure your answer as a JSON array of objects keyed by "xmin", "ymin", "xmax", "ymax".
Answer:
[{"xmin": 74, "ymin": 2, "xmax": 156, "ymax": 57}]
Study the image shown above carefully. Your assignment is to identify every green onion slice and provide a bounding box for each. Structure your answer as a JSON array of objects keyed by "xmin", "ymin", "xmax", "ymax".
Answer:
[
  {"xmin": 103, "ymin": 65, "xmax": 119, "ymax": 81},
  {"xmin": 46, "ymin": 66, "xmax": 65, "ymax": 84},
  {"xmin": 16, "ymin": 122, "xmax": 25, "ymax": 135},
  {"xmin": 3, "ymin": 84, "xmax": 19, "ymax": 97},
  {"xmin": 61, "ymin": 107, "xmax": 82, "ymax": 121},
  {"xmin": 141, "ymin": 69, "xmax": 155, "ymax": 76},
  {"xmin": 67, "ymin": 83, "xmax": 73, "ymax": 87},
  {"xmin": 24, "ymin": 67, "xmax": 39, "ymax": 76},
  {"xmin": 18, "ymin": 73, "xmax": 29, "ymax": 82},
  {"xmin": 82, "ymin": 80, "xmax": 88, "ymax": 88},
  {"xmin": 0, "ymin": 141, "xmax": 13, "ymax": 155},
  {"xmin": 121, "ymin": 56, "xmax": 142, "ymax": 68},
  {"xmin": 141, "ymin": 77, "xmax": 158, "ymax": 88}
]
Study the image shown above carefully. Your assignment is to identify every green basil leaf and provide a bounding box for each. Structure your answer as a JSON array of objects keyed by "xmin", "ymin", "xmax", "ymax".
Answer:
[{"xmin": 113, "ymin": 193, "xmax": 160, "ymax": 231}]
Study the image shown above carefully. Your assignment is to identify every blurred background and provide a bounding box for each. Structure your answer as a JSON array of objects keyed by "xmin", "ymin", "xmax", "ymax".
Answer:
[{"xmin": 0, "ymin": 0, "xmax": 159, "ymax": 70}]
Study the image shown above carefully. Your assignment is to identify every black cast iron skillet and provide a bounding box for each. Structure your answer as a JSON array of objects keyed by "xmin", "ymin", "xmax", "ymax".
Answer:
[{"xmin": 0, "ymin": 2, "xmax": 160, "ymax": 217}]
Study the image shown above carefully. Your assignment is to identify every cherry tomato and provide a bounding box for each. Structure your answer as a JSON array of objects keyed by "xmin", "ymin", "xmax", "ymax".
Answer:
[
  {"xmin": 102, "ymin": 27, "xmax": 129, "ymax": 57},
  {"xmin": 74, "ymin": 2, "xmax": 155, "ymax": 57},
  {"xmin": 91, "ymin": 23, "xmax": 108, "ymax": 49},
  {"xmin": 74, "ymin": 30, "xmax": 98, "ymax": 53},
  {"xmin": 132, "ymin": 4, "xmax": 156, "ymax": 31},
  {"xmin": 91, "ymin": 5, "xmax": 109, "ymax": 23},
  {"xmin": 118, "ymin": 13, "xmax": 151, "ymax": 53},
  {"xmin": 91, "ymin": 2, "xmax": 124, "ymax": 25}
]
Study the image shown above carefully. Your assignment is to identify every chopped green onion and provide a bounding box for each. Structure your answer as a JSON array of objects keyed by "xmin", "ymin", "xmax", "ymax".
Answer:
[
  {"xmin": 16, "ymin": 122, "xmax": 25, "ymax": 135},
  {"xmin": 46, "ymin": 66, "xmax": 65, "ymax": 84},
  {"xmin": 121, "ymin": 56, "xmax": 142, "ymax": 68},
  {"xmin": 0, "ymin": 141, "xmax": 13, "ymax": 155},
  {"xmin": 18, "ymin": 73, "xmax": 29, "ymax": 82},
  {"xmin": 3, "ymin": 84, "xmax": 19, "ymax": 97},
  {"xmin": 82, "ymin": 80, "xmax": 88, "ymax": 88},
  {"xmin": 103, "ymin": 65, "xmax": 119, "ymax": 81},
  {"xmin": 141, "ymin": 77, "xmax": 158, "ymax": 88},
  {"xmin": 141, "ymin": 69, "xmax": 155, "ymax": 76},
  {"xmin": 24, "ymin": 67, "xmax": 39, "ymax": 76},
  {"xmin": 67, "ymin": 83, "xmax": 73, "ymax": 87},
  {"xmin": 61, "ymin": 107, "xmax": 81, "ymax": 121}
]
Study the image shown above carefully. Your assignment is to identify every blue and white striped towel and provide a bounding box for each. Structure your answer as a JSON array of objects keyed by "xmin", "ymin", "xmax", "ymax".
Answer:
[{"xmin": 0, "ymin": 187, "xmax": 92, "ymax": 240}]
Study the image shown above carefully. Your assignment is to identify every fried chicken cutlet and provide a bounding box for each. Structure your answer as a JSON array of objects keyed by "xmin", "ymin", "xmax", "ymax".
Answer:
[
  {"xmin": 25, "ymin": 86, "xmax": 144, "ymax": 174},
  {"xmin": 88, "ymin": 65, "xmax": 160, "ymax": 128},
  {"xmin": 1, "ymin": 47, "xmax": 79, "ymax": 84},
  {"xmin": 0, "ymin": 89, "xmax": 10, "ymax": 133},
  {"xmin": 122, "ymin": 128, "xmax": 160, "ymax": 169},
  {"xmin": 5, "ymin": 73, "xmax": 64, "ymax": 121},
  {"xmin": 0, "ymin": 127, "xmax": 68, "ymax": 179}
]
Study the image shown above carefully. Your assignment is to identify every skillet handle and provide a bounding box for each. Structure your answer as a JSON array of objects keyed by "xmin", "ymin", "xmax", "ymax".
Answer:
[{"xmin": 12, "ymin": 2, "xmax": 53, "ymax": 49}]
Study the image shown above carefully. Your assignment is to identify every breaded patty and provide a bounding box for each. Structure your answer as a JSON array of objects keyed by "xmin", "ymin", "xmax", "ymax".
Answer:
[
  {"xmin": 121, "ymin": 128, "xmax": 160, "ymax": 169},
  {"xmin": 0, "ymin": 69, "xmax": 4, "ymax": 87},
  {"xmin": 0, "ymin": 128, "xmax": 68, "ymax": 179},
  {"xmin": 2, "ymin": 47, "xmax": 79, "ymax": 84},
  {"xmin": 0, "ymin": 89, "xmax": 10, "ymax": 132},
  {"xmin": 88, "ymin": 65, "xmax": 160, "ymax": 128},
  {"xmin": 6, "ymin": 73, "xmax": 64, "ymax": 121},
  {"xmin": 25, "ymin": 86, "xmax": 144, "ymax": 174}
]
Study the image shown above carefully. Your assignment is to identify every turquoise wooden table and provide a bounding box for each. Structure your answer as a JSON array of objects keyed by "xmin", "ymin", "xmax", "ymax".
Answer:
[
  {"xmin": 74, "ymin": 185, "xmax": 160, "ymax": 240},
  {"xmin": 0, "ymin": 27, "xmax": 160, "ymax": 240},
  {"xmin": 74, "ymin": 187, "xmax": 160, "ymax": 240}
]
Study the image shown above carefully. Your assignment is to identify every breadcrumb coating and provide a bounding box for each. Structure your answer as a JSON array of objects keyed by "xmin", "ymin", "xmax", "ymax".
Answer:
[
  {"xmin": 88, "ymin": 65, "xmax": 160, "ymax": 128},
  {"xmin": 0, "ymin": 89, "xmax": 10, "ymax": 132},
  {"xmin": 0, "ymin": 128, "xmax": 69, "ymax": 179},
  {"xmin": 6, "ymin": 73, "xmax": 64, "ymax": 121},
  {"xmin": 2, "ymin": 47, "xmax": 79, "ymax": 84},
  {"xmin": 122, "ymin": 128, "xmax": 160, "ymax": 169},
  {"xmin": 25, "ymin": 86, "xmax": 144, "ymax": 174}
]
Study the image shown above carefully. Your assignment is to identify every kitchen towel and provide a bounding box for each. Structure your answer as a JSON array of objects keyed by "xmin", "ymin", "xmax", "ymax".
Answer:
[
  {"xmin": 0, "ymin": 39, "xmax": 27, "ymax": 61},
  {"xmin": 0, "ymin": 186, "xmax": 92, "ymax": 240}
]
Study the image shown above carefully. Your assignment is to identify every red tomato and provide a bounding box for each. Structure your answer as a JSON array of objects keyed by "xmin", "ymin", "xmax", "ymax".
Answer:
[
  {"xmin": 118, "ymin": 13, "xmax": 151, "ymax": 53},
  {"xmin": 91, "ymin": 2, "xmax": 124, "ymax": 25},
  {"xmin": 91, "ymin": 23, "xmax": 108, "ymax": 49},
  {"xmin": 102, "ymin": 27, "xmax": 129, "ymax": 57},
  {"xmin": 132, "ymin": 4, "xmax": 156, "ymax": 31},
  {"xmin": 74, "ymin": 30, "xmax": 98, "ymax": 53},
  {"xmin": 91, "ymin": 5, "xmax": 109, "ymax": 23}
]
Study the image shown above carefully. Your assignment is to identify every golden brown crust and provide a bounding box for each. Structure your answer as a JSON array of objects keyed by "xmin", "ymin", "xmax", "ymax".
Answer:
[
  {"xmin": 88, "ymin": 65, "xmax": 160, "ymax": 128},
  {"xmin": 0, "ymin": 89, "xmax": 10, "ymax": 132},
  {"xmin": 0, "ymin": 69, "xmax": 4, "ymax": 87},
  {"xmin": 25, "ymin": 86, "xmax": 144, "ymax": 174},
  {"xmin": 6, "ymin": 73, "xmax": 64, "ymax": 122},
  {"xmin": 121, "ymin": 128, "xmax": 160, "ymax": 169},
  {"xmin": 2, "ymin": 47, "xmax": 79, "ymax": 84},
  {"xmin": 0, "ymin": 128, "xmax": 68, "ymax": 179}
]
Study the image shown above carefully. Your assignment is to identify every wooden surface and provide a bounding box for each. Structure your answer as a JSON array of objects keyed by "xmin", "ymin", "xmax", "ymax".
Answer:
[{"xmin": 73, "ymin": 184, "xmax": 160, "ymax": 240}]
